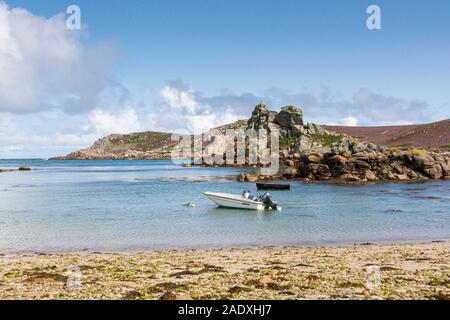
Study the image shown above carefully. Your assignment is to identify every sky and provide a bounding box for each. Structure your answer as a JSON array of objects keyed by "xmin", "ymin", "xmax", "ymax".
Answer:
[{"xmin": 0, "ymin": 0, "xmax": 449, "ymax": 158}]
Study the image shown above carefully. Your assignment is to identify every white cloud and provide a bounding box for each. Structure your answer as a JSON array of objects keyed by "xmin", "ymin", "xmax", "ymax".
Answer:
[
  {"xmin": 0, "ymin": 75, "xmax": 436, "ymax": 158},
  {"xmin": 154, "ymin": 81, "xmax": 252, "ymax": 133},
  {"xmin": 352, "ymin": 88, "xmax": 428, "ymax": 124},
  {"xmin": 0, "ymin": 2, "xmax": 112, "ymax": 113},
  {"xmin": 88, "ymin": 107, "xmax": 142, "ymax": 136},
  {"xmin": 271, "ymin": 87, "xmax": 431, "ymax": 126},
  {"xmin": 339, "ymin": 116, "xmax": 359, "ymax": 127},
  {"xmin": 160, "ymin": 85, "xmax": 198, "ymax": 114}
]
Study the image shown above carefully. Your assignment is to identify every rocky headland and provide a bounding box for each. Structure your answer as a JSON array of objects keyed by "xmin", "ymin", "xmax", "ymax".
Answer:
[
  {"xmin": 50, "ymin": 132, "xmax": 178, "ymax": 160},
  {"xmin": 232, "ymin": 103, "xmax": 450, "ymax": 183},
  {"xmin": 51, "ymin": 103, "xmax": 450, "ymax": 183}
]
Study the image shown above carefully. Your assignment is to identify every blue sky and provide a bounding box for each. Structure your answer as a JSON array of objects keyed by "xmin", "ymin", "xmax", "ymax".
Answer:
[{"xmin": 1, "ymin": 0, "xmax": 449, "ymax": 158}]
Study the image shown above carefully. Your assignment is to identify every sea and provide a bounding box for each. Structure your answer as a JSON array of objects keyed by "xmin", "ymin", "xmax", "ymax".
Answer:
[{"xmin": 0, "ymin": 159, "xmax": 449, "ymax": 251}]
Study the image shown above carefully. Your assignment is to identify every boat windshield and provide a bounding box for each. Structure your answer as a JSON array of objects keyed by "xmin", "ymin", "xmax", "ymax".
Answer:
[{"xmin": 243, "ymin": 190, "xmax": 258, "ymax": 202}]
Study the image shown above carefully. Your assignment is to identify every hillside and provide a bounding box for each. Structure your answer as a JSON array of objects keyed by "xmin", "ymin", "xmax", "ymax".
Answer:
[
  {"xmin": 51, "ymin": 105, "xmax": 450, "ymax": 160},
  {"xmin": 50, "ymin": 131, "xmax": 179, "ymax": 160},
  {"xmin": 50, "ymin": 120, "xmax": 248, "ymax": 160},
  {"xmin": 324, "ymin": 120, "xmax": 450, "ymax": 150}
]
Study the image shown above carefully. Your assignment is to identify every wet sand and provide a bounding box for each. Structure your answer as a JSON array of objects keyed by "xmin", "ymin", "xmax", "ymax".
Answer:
[{"xmin": 0, "ymin": 242, "xmax": 448, "ymax": 300}]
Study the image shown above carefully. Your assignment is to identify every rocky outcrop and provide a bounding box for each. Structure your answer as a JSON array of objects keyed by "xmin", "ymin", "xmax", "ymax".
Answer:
[
  {"xmin": 0, "ymin": 167, "xmax": 32, "ymax": 173},
  {"xmin": 50, "ymin": 131, "xmax": 177, "ymax": 160},
  {"xmin": 273, "ymin": 106, "xmax": 304, "ymax": 138},
  {"xmin": 238, "ymin": 173, "xmax": 281, "ymax": 182},
  {"xmin": 51, "ymin": 149, "xmax": 172, "ymax": 160},
  {"xmin": 51, "ymin": 102, "xmax": 450, "ymax": 184},
  {"xmin": 247, "ymin": 103, "xmax": 278, "ymax": 131},
  {"xmin": 283, "ymin": 137, "xmax": 450, "ymax": 182}
]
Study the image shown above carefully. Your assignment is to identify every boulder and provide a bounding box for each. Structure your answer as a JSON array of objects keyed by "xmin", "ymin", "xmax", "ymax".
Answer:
[
  {"xmin": 411, "ymin": 154, "xmax": 435, "ymax": 169},
  {"xmin": 352, "ymin": 152, "xmax": 369, "ymax": 160},
  {"xmin": 395, "ymin": 173, "xmax": 410, "ymax": 181},
  {"xmin": 390, "ymin": 161, "xmax": 406, "ymax": 174},
  {"xmin": 285, "ymin": 160, "xmax": 295, "ymax": 167},
  {"xmin": 274, "ymin": 106, "xmax": 304, "ymax": 129},
  {"xmin": 326, "ymin": 154, "xmax": 349, "ymax": 176},
  {"xmin": 293, "ymin": 135, "xmax": 312, "ymax": 154},
  {"xmin": 302, "ymin": 163, "xmax": 331, "ymax": 180},
  {"xmin": 283, "ymin": 167, "xmax": 298, "ymax": 178},
  {"xmin": 304, "ymin": 123, "xmax": 325, "ymax": 135},
  {"xmin": 351, "ymin": 142, "xmax": 367, "ymax": 154},
  {"xmin": 434, "ymin": 155, "xmax": 450, "ymax": 176},
  {"xmin": 281, "ymin": 149, "xmax": 290, "ymax": 159},
  {"xmin": 238, "ymin": 173, "xmax": 259, "ymax": 182},
  {"xmin": 247, "ymin": 103, "xmax": 277, "ymax": 131},
  {"xmin": 18, "ymin": 166, "xmax": 31, "ymax": 171},
  {"xmin": 305, "ymin": 153, "xmax": 324, "ymax": 164},
  {"xmin": 423, "ymin": 164, "xmax": 443, "ymax": 179},
  {"xmin": 354, "ymin": 160, "xmax": 371, "ymax": 170},
  {"xmin": 245, "ymin": 174, "xmax": 259, "ymax": 182},
  {"xmin": 366, "ymin": 143, "xmax": 378, "ymax": 152},
  {"xmin": 364, "ymin": 170, "xmax": 378, "ymax": 181},
  {"xmin": 339, "ymin": 174, "xmax": 361, "ymax": 182},
  {"xmin": 328, "ymin": 154, "xmax": 347, "ymax": 165},
  {"xmin": 331, "ymin": 138, "xmax": 351, "ymax": 155},
  {"xmin": 407, "ymin": 170, "xmax": 419, "ymax": 179},
  {"xmin": 440, "ymin": 162, "xmax": 450, "ymax": 176}
]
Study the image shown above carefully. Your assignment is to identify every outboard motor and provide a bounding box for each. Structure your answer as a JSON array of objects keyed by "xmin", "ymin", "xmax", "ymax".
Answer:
[{"xmin": 262, "ymin": 193, "xmax": 279, "ymax": 210}]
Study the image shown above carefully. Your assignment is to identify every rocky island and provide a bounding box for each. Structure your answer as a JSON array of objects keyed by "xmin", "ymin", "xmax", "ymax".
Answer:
[
  {"xmin": 240, "ymin": 104, "xmax": 450, "ymax": 183},
  {"xmin": 51, "ymin": 104, "xmax": 450, "ymax": 183}
]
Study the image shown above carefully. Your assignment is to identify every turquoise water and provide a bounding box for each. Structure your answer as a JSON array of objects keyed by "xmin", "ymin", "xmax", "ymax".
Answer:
[{"xmin": 0, "ymin": 159, "xmax": 449, "ymax": 251}]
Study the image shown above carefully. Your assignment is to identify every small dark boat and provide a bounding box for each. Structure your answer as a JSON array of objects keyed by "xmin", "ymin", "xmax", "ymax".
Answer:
[{"xmin": 256, "ymin": 183, "xmax": 291, "ymax": 190}]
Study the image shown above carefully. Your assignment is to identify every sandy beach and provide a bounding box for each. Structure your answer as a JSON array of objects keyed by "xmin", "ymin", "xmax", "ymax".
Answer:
[{"xmin": 0, "ymin": 242, "xmax": 448, "ymax": 300}]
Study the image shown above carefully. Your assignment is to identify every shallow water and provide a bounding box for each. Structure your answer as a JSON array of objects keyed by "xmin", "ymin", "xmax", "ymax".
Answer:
[{"xmin": 0, "ymin": 159, "xmax": 449, "ymax": 251}]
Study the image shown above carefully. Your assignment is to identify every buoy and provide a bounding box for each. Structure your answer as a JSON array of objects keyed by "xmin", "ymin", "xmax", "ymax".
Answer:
[{"xmin": 190, "ymin": 203, "xmax": 196, "ymax": 208}]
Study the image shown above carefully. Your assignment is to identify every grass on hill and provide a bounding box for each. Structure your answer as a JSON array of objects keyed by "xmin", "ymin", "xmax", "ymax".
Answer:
[
  {"xmin": 109, "ymin": 132, "xmax": 174, "ymax": 151},
  {"xmin": 309, "ymin": 133, "xmax": 343, "ymax": 147},
  {"xmin": 437, "ymin": 144, "xmax": 450, "ymax": 150},
  {"xmin": 397, "ymin": 142, "xmax": 414, "ymax": 149}
]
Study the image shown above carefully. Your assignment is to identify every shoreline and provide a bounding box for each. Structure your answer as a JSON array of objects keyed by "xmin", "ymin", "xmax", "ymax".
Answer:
[
  {"xmin": 1, "ymin": 241, "xmax": 448, "ymax": 300},
  {"xmin": 2, "ymin": 238, "xmax": 450, "ymax": 256}
]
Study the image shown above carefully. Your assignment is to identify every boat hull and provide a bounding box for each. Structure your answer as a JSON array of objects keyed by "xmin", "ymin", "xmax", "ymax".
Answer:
[
  {"xmin": 256, "ymin": 183, "xmax": 291, "ymax": 190},
  {"xmin": 204, "ymin": 192, "xmax": 264, "ymax": 210}
]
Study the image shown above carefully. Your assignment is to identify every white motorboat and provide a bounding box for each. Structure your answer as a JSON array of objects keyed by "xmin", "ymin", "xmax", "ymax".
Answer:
[{"xmin": 204, "ymin": 190, "xmax": 280, "ymax": 210}]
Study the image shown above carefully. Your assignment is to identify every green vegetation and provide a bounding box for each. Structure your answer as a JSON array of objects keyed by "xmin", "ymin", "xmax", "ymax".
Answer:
[
  {"xmin": 397, "ymin": 142, "xmax": 414, "ymax": 149},
  {"xmin": 437, "ymin": 144, "xmax": 450, "ymax": 150},
  {"xmin": 309, "ymin": 133, "xmax": 343, "ymax": 147},
  {"xmin": 109, "ymin": 132, "xmax": 174, "ymax": 151},
  {"xmin": 409, "ymin": 147, "xmax": 430, "ymax": 158},
  {"xmin": 279, "ymin": 136, "xmax": 299, "ymax": 149}
]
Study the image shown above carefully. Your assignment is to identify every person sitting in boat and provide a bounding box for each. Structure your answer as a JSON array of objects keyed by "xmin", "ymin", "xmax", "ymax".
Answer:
[{"xmin": 242, "ymin": 190, "xmax": 258, "ymax": 202}]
